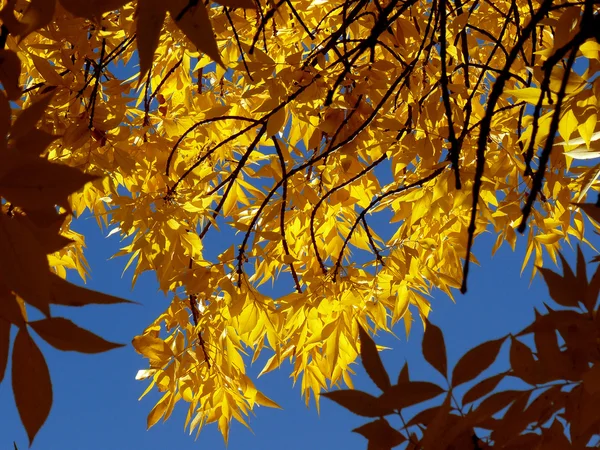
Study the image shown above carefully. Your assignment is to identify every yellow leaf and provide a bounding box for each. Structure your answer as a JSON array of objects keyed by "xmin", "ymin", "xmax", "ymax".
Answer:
[{"xmin": 267, "ymin": 107, "xmax": 286, "ymax": 137}]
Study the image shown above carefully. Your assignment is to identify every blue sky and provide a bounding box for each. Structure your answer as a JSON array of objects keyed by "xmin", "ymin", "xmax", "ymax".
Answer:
[{"xmin": 1, "ymin": 208, "xmax": 583, "ymax": 450}]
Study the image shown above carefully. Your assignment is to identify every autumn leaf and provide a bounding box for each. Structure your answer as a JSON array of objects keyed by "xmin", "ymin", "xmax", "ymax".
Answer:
[
  {"xmin": 10, "ymin": 92, "xmax": 55, "ymax": 141},
  {"xmin": 48, "ymin": 272, "xmax": 134, "ymax": 307},
  {"xmin": 422, "ymin": 319, "xmax": 447, "ymax": 379},
  {"xmin": 29, "ymin": 317, "xmax": 124, "ymax": 353},
  {"xmin": 357, "ymin": 323, "xmax": 391, "ymax": 391},
  {"xmin": 132, "ymin": 334, "xmax": 174, "ymax": 365},
  {"xmin": 462, "ymin": 373, "xmax": 505, "ymax": 405},
  {"xmin": 17, "ymin": 0, "xmax": 56, "ymax": 38},
  {"xmin": 135, "ymin": 0, "xmax": 167, "ymax": 81},
  {"xmin": 58, "ymin": 0, "xmax": 130, "ymax": 19},
  {"xmin": 0, "ymin": 156, "xmax": 99, "ymax": 212},
  {"xmin": 379, "ymin": 381, "xmax": 445, "ymax": 411},
  {"xmin": 0, "ymin": 317, "xmax": 9, "ymax": 383},
  {"xmin": 322, "ymin": 390, "xmax": 392, "ymax": 417},
  {"xmin": 12, "ymin": 328, "xmax": 53, "ymax": 444},
  {"xmin": 0, "ymin": 49, "xmax": 22, "ymax": 100},
  {"xmin": 573, "ymin": 202, "xmax": 600, "ymax": 225},
  {"xmin": 452, "ymin": 336, "xmax": 505, "ymax": 387},
  {"xmin": 167, "ymin": 0, "xmax": 223, "ymax": 66},
  {"xmin": 353, "ymin": 418, "xmax": 406, "ymax": 448}
]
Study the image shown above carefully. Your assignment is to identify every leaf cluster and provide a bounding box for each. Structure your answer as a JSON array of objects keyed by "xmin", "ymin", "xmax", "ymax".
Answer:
[{"xmin": 325, "ymin": 250, "xmax": 600, "ymax": 449}]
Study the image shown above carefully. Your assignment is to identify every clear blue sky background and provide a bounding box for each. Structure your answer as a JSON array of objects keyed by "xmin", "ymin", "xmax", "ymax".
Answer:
[{"xmin": 2, "ymin": 209, "xmax": 590, "ymax": 450}]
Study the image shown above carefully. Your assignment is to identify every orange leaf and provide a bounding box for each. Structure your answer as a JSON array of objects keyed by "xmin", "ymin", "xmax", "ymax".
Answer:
[
  {"xmin": 167, "ymin": 0, "xmax": 223, "ymax": 66},
  {"xmin": 0, "ymin": 50, "xmax": 22, "ymax": 100},
  {"xmin": 462, "ymin": 373, "xmax": 504, "ymax": 405},
  {"xmin": 29, "ymin": 317, "xmax": 124, "ymax": 353},
  {"xmin": 135, "ymin": 0, "xmax": 167, "ymax": 81},
  {"xmin": 12, "ymin": 328, "xmax": 52, "ymax": 444},
  {"xmin": 358, "ymin": 323, "xmax": 390, "ymax": 391},
  {"xmin": 379, "ymin": 381, "xmax": 444, "ymax": 410},
  {"xmin": 0, "ymin": 317, "xmax": 9, "ymax": 383},
  {"xmin": 352, "ymin": 418, "xmax": 406, "ymax": 448},
  {"xmin": 452, "ymin": 336, "xmax": 505, "ymax": 387},
  {"xmin": 132, "ymin": 334, "xmax": 174, "ymax": 365},
  {"xmin": 422, "ymin": 319, "xmax": 447, "ymax": 378},
  {"xmin": 322, "ymin": 389, "xmax": 392, "ymax": 417}
]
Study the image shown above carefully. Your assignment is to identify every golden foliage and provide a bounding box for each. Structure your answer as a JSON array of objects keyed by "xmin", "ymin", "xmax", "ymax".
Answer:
[{"xmin": 0, "ymin": 0, "xmax": 598, "ymax": 443}]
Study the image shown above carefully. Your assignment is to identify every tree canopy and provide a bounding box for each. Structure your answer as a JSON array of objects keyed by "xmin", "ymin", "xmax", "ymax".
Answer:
[{"xmin": 0, "ymin": 0, "xmax": 599, "ymax": 444}]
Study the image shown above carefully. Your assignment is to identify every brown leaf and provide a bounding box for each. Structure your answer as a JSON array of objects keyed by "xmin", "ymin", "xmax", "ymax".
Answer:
[
  {"xmin": 452, "ymin": 336, "xmax": 505, "ymax": 387},
  {"xmin": 58, "ymin": 0, "xmax": 129, "ymax": 19},
  {"xmin": 585, "ymin": 262, "xmax": 600, "ymax": 312},
  {"xmin": 489, "ymin": 391, "xmax": 530, "ymax": 446},
  {"xmin": 10, "ymin": 92, "xmax": 55, "ymax": 141},
  {"xmin": 510, "ymin": 337, "xmax": 539, "ymax": 384},
  {"xmin": 462, "ymin": 373, "xmax": 505, "ymax": 405},
  {"xmin": 539, "ymin": 266, "xmax": 580, "ymax": 308},
  {"xmin": 48, "ymin": 272, "xmax": 135, "ymax": 307},
  {"xmin": 419, "ymin": 393, "xmax": 452, "ymax": 450},
  {"xmin": 379, "ymin": 381, "xmax": 444, "ymax": 411},
  {"xmin": 574, "ymin": 202, "xmax": 600, "ymax": 225},
  {"xmin": 0, "ymin": 155, "xmax": 99, "ymax": 212},
  {"xmin": 358, "ymin": 323, "xmax": 390, "ymax": 391},
  {"xmin": 322, "ymin": 389, "xmax": 392, "ymax": 417},
  {"xmin": 0, "ymin": 213, "xmax": 51, "ymax": 315},
  {"xmin": 0, "ymin": 91, "xmax": 10, "ymax": 143},
  {"xmin": 0, "ymin": 50, "xmax": 22, "ymax": 100},
  {"xmin": 0, "ymin": 286, "xmax": 26, "ymax": 326},
  {"xmin": 29, "ymin": 317, "xmax": 124, "ymax": 353},
  {"xmin": 12, "ymin": 328, "xmax": 52, "ymax": 444},
  {"xmin": 0, "ymin": 317, "xmax": 9, "ymax": 383},
  {"xmin": 18, "ymin": 0, "xmax": 56, "ymax": 38},
  {"xmin": 214, "ymin": 0, "xmax": 256, "ymax": 8},
  {"xmin": 353, "ymin": 418, "xmax": 406, "ymax": 449},
  {"xmin": 397, "ymin": 361, "xmax": 409, "ymax": 384},
  {"xmin": 471, "ymin": 390, "xmax": 525, "ymax": 425},
  {"xmin": 167, "ymin": 0, "xmax": 223, "ymax": 66},
  {"xmin": 422, "ymin": 319, "xmax": 447, "ymax": 378},
  {"xmin": 15, "ymin": 129, "xmax": 59, "ymax": 157},
  {"xmin": 135, "ymin": 0, "xmax": 167, "ymax": 81}
]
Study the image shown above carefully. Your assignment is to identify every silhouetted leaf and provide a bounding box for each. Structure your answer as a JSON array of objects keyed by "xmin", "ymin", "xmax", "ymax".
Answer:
[
  {"xmin": 0, "ymin": 318, "xmax": 9, "ymax": 383},
  {"xmin": 471, "ymin": 390, "xmax": 526, "ymax": 424},
  {"xmin": 379, "ymin": 381, "xmax": 444, "ymax": 411},
  {"xmin": 322, "ymin": 390, "xmax": 392, "ymax": 417},
  {"xmin": 463, "ymin": 373, "xmax": 505, "ymax": 405},
  {"xmin": 397, "ymin": 361, "xmax": 409, "ymax": 384},
  {"xmin": 30, "ymin": 317, "xmax": 124, "ymax": 353},
  {"xmin": 358, "ymin": 323, "xmax": 390, "ymax": 391},
  {"xmin": 422, "ymin": 319, "xmax": 447, "ymax": 378},
  {"xmin": 48, "ymin": 272, "xmax": 135, "ymax": 307},
  {"xmin": 353, "ymin": 418, "xmax": 406, "ymax": 449},
  {"xmin": 510, "ymin": 337, "xmax": 539, "ymax": 384},
  {"xmin": 452, "ymin": 336, "xmax": 505, "ymax": 387},
  {"xmin": 12, "ymin": 328, "xmax": 52, "ymax": 444}
]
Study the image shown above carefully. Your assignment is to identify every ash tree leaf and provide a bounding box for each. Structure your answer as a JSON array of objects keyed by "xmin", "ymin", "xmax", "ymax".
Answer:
[
  {"xmin": 0, "ymin": 213, "xmax": 51, "ymax": 315},
  {"xmin": 10, "ymin": 92, "xmax": 55, "ymax": 141},
  {"xmin": 132, "ymin": 334, "xmax": 174, "ymax": 365},
  {"xmin": 322, "ymin": 389, "xmax": 391, "ymax": 417},
  {"xmin": 353, "ymin": 418, "xmax": 406, "ymax": 449},
  {"xmin": 18, "ymin": 0, "xmax": 56, "ymax": 38},
  {"xmin": 397, "ymin": 361, "xmax": 409, "ymax": 384},
  {"xmin": 509, "ymin": 337, "xmax": 538, "ymax": 385},
  {"xmin": 358, "ymin": 323, "xmax": 391, "ymax": 391},
  {"xmin": 573, "ymin": 202, "xmax": 600, "ymax": 225},
  {"xmin": 12, "ymin": 328, "xmax": 52, "ymax": 445},
  {"xmin": 29, "ymin": 317, "xmax": 124, "ymax": 353},
  {"xmin": 538, "ymin": 266, "xmax": 579, "ymax": 308},
  {"xmin": 135, "ymin": 0, "xmax": 167, "ymax": 81},
  {"xmin": 471, "ymin": 390, "xmax": 525, "ymax": 425},
  {"xmin": 452, "ymin": 336, "xmax": 505, "ymax": 387},
  {"xmin": 167, "ymin": 0, "xmax": 223, "ymax": 66},
  {"xmin": 0, "ymin": 156, "xmax": 100, "ymax": 213},
  {"xmin": 0, "ymin": 50, "xmax": 22, "ymax": 100},
  {"xmin": 379, "ymin": 381, "xmax": 445, "ymax": 411},
  {"xmin": 58, "ymin": 0, "xmax": 130, "ymax": 19},
  {"xmin": 462, "ymin": 373, "xmax": 505, "ymax": 405},
  {"xmin": 422, "ymin": 319, "xmax": 447, "ymax": 378},
  {"xmin": 215, "ymin": 0, "xmax": 256, "ymax": 8},
  {"xmin": 0, "ymin": 317, "xmax": 9, "ymax": 383},
  {"xmin": 48, "ymin": 272, "xmax": 135, "ymax": 307}
]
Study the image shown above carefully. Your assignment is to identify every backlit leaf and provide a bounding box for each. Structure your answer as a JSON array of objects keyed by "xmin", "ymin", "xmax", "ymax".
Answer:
[{"xmin": 452, "ymin": 337, "xmax": 505, "ymax": 387}]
